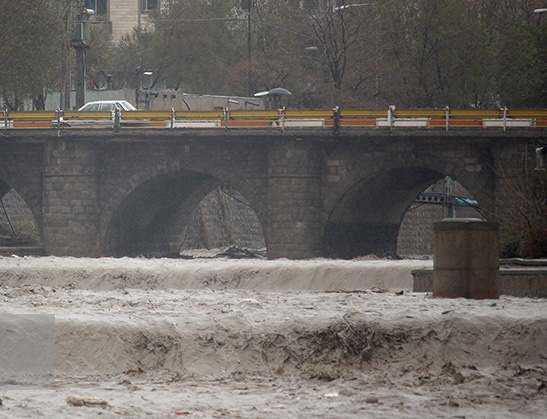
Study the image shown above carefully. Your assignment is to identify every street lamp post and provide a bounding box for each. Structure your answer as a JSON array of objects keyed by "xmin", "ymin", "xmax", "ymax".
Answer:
[
  {"xmin": 532, "ymin": 9, "xmax": 546, "ymax": 169},
  {"xmin": 247, "ymin": 0, "xmax": 252, "ymax": 96}
]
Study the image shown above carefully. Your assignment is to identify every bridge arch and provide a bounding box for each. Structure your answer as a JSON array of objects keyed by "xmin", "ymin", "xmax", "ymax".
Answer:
[
  {"xmin": 102, "ymin": 170, "xmax": 266, "ymax": 257},
  {"xmin": 322, "ymin": 157, "xmax": 493, "ymax": 259}
]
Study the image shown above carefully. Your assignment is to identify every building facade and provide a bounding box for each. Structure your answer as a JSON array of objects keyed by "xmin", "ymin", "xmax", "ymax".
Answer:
[{"xmin": 88, "ymin": 0, "xmax": 160, "ymax": 42}]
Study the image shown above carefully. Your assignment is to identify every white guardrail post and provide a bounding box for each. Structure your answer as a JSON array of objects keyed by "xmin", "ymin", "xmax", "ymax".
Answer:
[
  {"xmin": 55, "ymin": 109, "xmax": 63, "ymax": 130},
  {"xmin": 113, "ymin": 108, "xmax": 120, "ymax": 130},
  {"xmin": 333, "ymin": 106, "xmax": 340, "ymax": 135},
  {"xmin": 224, "ymin": 108, "xmax": 229, "ymax": 129},
  {"xmin": 445, "ymin": 106, "xmax": 450, "ymax": 132},
  {"xmin": 170, "ymin": 108, "xmax": 175, "ymax": 129},
  {"xmin": 388, "ymin": 105, "xmax": 395, "ymax": 130},
  {"xmin": 278, "ymin": 107, "xmax": 286, "ymax": 132}
]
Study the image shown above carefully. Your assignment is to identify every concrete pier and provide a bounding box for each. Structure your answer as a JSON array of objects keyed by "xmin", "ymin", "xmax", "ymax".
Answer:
[{"xmin": 433, "ymin": 218, "xmax": 500, "ymax": 299}]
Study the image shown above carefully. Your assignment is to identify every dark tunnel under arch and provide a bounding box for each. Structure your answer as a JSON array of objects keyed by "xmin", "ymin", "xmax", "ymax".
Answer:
[
  {"xmin": 322, "ymin": 166, "xmax": 483, "ymax": 259},
  {"xmin": 104, "ymin": 171, "xmax": 266, "ymax": 257}
]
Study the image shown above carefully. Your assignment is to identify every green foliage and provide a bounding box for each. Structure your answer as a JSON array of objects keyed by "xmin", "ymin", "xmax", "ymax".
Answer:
[
  {"xmin": 501, "ymin": 223, "xmax": 546, "ymax": 259},
  {"xmin": 0, "ymin": 0, "xmax": 65, "ymax": 109},
  {"xmin": 498, "ymin": 165, "xmax": 547, "ymax": 259},
  {"xmin": 496, "ymin": 23, "xmax": 547, "ymax": 107},
  {"xmin": 380, "ymin": 0, "xmax": 497, "ymax": 107},
  {"xmin": 86, "ymin": 26, "xmax": 116, "ymax": 89},
  {"xmin": 500, "ymin": 236, "xmax": 520, "ymax": 258},
  {"xmin": 1, "ymin": 0, "xmax": 545, "ymax": 109},
  {"xmin": 113, "ymin": 0, "xmax": 244, "ymax": 94}
]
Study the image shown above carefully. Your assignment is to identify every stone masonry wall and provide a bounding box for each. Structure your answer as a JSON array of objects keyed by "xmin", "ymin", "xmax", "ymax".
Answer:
[
  {"xmin": 180, "ymin": 186, "xmax": 265, "ymax": 250},
  {"xmin": 42, "ymin": 141, "xmax": 100, "ymax": 256},
  {"xmin": 266, "ymin": 141, "xmax": 322, "ymax": 259},
  {"xmin": 0, "ymin": 189, "xmax": 37, "ymax": 243},
  {"xmin": 2, "ymin": 130, "xmax": 534, "ymax": 259},
  {"xmin": 397, "ymin": 180, "xmax": 484, "ymax": 257}
]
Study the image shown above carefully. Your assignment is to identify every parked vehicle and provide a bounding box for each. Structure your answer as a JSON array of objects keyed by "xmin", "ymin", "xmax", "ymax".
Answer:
[
  {"xmin": 51, "ymin": 100, "xmax": 138, "ymax": 128},
  {"xmin": 77, "ymin": 100, "xmax": 136, "ymax": 112}
]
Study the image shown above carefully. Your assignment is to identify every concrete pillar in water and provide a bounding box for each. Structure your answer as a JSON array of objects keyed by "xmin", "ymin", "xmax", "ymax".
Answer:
[{"xmin": 433, "ymin": 218, "xmax": 500, "ymax": 299}]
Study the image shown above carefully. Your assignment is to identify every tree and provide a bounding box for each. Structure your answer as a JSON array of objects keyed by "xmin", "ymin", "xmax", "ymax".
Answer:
[
  {"xmin": 376, "ymin": 0, "xmax": 546, "ymax": 109},
  {"xmin": 111, "ymin": 0, "xmax": 244, "ymax": 95},
  {"xmin": 0, "ymin": 0, "xmax": 65, "ymax": 110},
  {"xmin": 86, "ymin": 25, "xmax": 116, "ymax": 90},
  {"xmin": 497, "ymin": 154, "xmax": 547, "ymax": 258},
  {"xmin": 92, "ymin": 0, "xmax": 547, "ymax": 109},
  {"xmin": 291, "ymin": 3, "xmax": 373, "ymax": 107},
  {"xmin": 237, "ymin": 0, "xmax": 305, "ymax": 96},
  {"xmin": 378, "ymin": 0, "xmax": 490, "ymax": 107},
  {"xmin": 494, "ymin": 6, "xmax": 547, "ymax": 107}
]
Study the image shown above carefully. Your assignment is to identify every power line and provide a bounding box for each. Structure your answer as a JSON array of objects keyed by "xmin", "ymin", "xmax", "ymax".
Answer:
[{"xmin": 152, "ymin": 17, "xmax": 245, "ymax": 23}]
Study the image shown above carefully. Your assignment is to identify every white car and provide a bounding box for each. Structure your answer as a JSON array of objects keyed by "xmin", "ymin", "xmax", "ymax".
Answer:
[
  {"xmin": 77, "ymin": 100, "xmax": 137, "ymax": 112},
  {"xmin": 52, "ymin": 100, "xmax": 139, "ymax": 128}
]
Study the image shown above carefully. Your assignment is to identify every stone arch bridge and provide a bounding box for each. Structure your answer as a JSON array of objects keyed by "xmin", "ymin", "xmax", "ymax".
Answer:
[{"xmin": 0, "ymin": 129, "xmax": 544, "ymax": 259}]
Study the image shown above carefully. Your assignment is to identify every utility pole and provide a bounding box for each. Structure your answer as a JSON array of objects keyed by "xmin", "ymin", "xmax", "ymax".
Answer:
[
  {"xmin": 247, "ymin": 0, "xmax": 252, "ymax": 96},
  {"xmin": 71, "ymin": 4, "xmax": 94, "ymax": 109}
]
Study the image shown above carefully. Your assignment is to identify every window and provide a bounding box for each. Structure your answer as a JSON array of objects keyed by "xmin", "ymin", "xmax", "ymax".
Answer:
[
  {"xmin": 86, "ymin": 0, "xmax": 108, "ymax": 16},
  {"xmin": 142, "ymin": 0, "xmax": 159, "ymax": 12},
  {"xmin": 80, "ymin": 103, "xmax": 99, "ymax": 111}
]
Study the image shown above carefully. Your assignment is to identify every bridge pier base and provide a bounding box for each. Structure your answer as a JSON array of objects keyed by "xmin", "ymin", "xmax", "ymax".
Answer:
[
  {"xmin": 265, "ymin": 142, "xmax": 322, "ymax": 259},
  {"xmin": 433, "ymin": 218, "xmax": 500, "ymax": 299},
  {"xmin": 42, "ymin": 141, "xmax": 100, "ymax": 256},
  {"xmin": 323, "ymin": 221, "xmax": 399, "ymax": 259}
]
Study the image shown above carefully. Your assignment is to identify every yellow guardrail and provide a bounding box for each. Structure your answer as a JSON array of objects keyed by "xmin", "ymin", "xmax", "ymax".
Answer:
[
  {"xmin": 339, "ymin": 109, "xmax": 389, "ymax": 118},
  {"xmin": 7, "ymin": 111, "xmax": 57, "ymax": 120},
  {"xmin": 228, "ymin": 110, "xmax": 280, "ymax": 118},
  {"xmin": 3, "ymin": 108, "xmax": 547, "ymax": 131}
]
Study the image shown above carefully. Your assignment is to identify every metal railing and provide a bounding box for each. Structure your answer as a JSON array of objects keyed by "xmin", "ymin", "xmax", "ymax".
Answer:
[{"xmin": 3, "ymin": 106, "xmax": 547, "ymax": 132}]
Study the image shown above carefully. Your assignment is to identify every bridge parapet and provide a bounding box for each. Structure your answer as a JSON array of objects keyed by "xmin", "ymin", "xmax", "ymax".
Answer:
[{"xmin": 4, "ymin": 108, "xmax": 547, "ymax": 131}]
